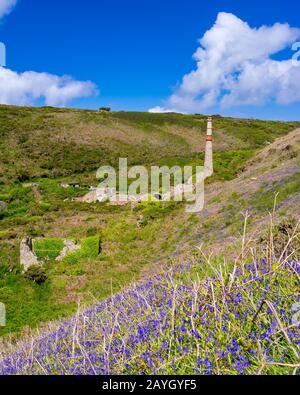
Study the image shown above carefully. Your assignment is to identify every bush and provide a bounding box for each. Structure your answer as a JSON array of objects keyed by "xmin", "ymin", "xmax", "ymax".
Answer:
[
  {"xmin": 259, "ymin": 217, "xmax": 300, "ymax": 259},
  {"xmin": 24, "ymin": 266, "xmax": 47, "ymax": 284},
  {"xmin": 86, "ymin": 227, "xmax": 98, "ymax": 237},
  {"xmin": 17, "ymin": 171, "xmax": 30, "ymax": 182}
]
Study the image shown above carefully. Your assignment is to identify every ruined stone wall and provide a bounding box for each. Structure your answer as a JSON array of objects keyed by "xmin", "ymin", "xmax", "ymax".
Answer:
[
  {"xmin": 20, "ymin": 238, "xmax": 82, "ymax": 270},
  {"xmin": 55, "ymin": 240, "xmax": 81, "ymax": 261},
  {"xmin": 20, "ymin": 238, "xmax": 39, "ymax": 271}
]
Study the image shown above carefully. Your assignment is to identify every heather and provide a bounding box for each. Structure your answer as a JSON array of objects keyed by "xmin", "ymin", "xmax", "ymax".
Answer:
[{"xmin": 1, "ymin": 243, "xmax": 299, "ymax": 375}]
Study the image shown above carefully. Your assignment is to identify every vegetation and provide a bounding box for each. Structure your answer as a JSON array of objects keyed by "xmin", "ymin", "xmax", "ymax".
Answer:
[
  {"xmin": 0, "ymin": 105, "xmax": 298, "ymax": 185},
  {"xmin": 33, "ymin": 238, "xmax": 65, "ymax": 261},
  {"xmin": 62, "ymin": 236, "xmax": 101, "ymax": 264},
  {"xmin": 1, "ymin": 219, "xmax": 299, "ymax": 375},
  {"xmin": 0, "ymin": 105, "xmax": 300, "ymax": 376},
  {"xmin": 24, "ymin": 266, "xmax": 47, "ymax": 285},
  {"xmin": 251, "ymin": 172, "xmax": 300, "ymax": 212}
]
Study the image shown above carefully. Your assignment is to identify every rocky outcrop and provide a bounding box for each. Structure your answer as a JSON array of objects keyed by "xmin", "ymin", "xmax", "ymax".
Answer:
[
  {"xmin": 55, "ymin": 240, "xmax": 81, "ymax": 261},
  {"xmin": 20, "ymin": 238, "xmax": 39, "ymax": 271}
]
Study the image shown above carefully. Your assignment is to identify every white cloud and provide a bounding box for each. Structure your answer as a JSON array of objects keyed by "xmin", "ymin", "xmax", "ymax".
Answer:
[
  {"xmin": 0, "ymin": 0, "xmax": 98, "ymax": 107},
  {"xmin": 0, "ymin": 67, "xmax": 98, "ymax": 106},
  {"xmin": 0, "ymin": 0, "xmax": 17, "ymax": 19},
  {"xmin": 149, "ymin": 12, "xmax": 300, "ymax": 114},
  {"xmin": 149, "ymin": 106, "xmax": 174, "ymax": 113}
]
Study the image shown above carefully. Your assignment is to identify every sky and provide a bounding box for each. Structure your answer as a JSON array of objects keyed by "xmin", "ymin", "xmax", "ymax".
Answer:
[{"xmin": 0, "ymin": 0, "xmax": 300, "ymax": 120}]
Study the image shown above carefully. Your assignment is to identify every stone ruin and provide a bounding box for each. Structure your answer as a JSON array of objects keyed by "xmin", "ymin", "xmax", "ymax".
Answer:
[
  {"xmin": 77, "ymin": 183, "xmax": 199, "ymax": 206},
  {"xmin": 62, "ymin": 117, "xmax": 214, "ymax": 209},
  {"xmin": 20, "ymin": 238, "xmax": 40, "ymax": 271},
  {"xmin": 55, "ymin": 240, "xmax": 81, "ymax": 261},
  {"xmin": 75, "ymin": 117, "xmax": 214, "ymax": 207},
  {"xmin": 60, "ymin": 182, "xmax": 80, "ymax": 189},
  {"xmin": 20, "ymin": 238, "xmax": 81, "ymax": 271}
]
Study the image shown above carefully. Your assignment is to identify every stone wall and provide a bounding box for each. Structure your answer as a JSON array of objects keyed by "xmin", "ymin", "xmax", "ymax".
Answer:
[
  {"xmin": 20, "ymin": 238, "xmax": 39, "ymax": 271},
  {"xmin": 20, "ymin": 238, "xmax": 82, "ymax": 270},
  {"xmin": 55, "ymin": 240, "xmax": 81, "ymax": 261}
]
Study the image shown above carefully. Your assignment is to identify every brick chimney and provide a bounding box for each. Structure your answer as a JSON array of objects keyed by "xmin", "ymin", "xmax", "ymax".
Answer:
[{"xmin": 204, "ymin": 116, "xmax": 213, "ymax": 178}]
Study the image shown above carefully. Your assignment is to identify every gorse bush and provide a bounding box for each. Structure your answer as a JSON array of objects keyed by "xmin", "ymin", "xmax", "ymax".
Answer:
[{"xmin": 136, "ymin": 201, "xmax": 179, "ymax": 227}]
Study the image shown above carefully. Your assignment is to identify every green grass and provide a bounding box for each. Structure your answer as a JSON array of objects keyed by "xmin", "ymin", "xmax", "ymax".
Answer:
[
  {"xmin": 0, "ymin": 270, "xmax": 75, "ymax": 335},
  {"xmin": 33, "ymin": 238, "xmax": 65, "ymax": 261},
  {"xmin": 251, "ymin": 172, "xmax": 300, "ymax": 211},
  {"xmin": 1, "ymin": 105, "xmax": 298, "ymax": 185},
  {"xmin": 62, "ymin": 236, "xmax": 101, "ymax": 264},
  {"xmin": 0, "ymin": 199, "xmax": 188, "ymax": 336},
  {"xmin": 211, "ymin": 149, "xmax": 255, "ymax": 181},
  {"xmin": 7, "ymin": 222, "xmax": 299, "ymax": 375}
]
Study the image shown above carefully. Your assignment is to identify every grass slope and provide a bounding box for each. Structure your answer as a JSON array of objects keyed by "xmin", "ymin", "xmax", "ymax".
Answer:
[
  {"xmin": 0, "ymin": 105, "xmax": 298, "ymax": 185},
  {"xmin": 1, "ymin": 225, "xmax": 299, "ymax": 375}
]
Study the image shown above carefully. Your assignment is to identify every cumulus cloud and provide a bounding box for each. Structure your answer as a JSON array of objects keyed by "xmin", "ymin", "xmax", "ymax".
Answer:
[
  {"xmin": 149, "ymin": 12, "xmax": 300, "ymax": 113},
  {"xmin": 0, "ymin": 0, "xmax": 17, "ymax": 19},
  {"xmin": 0, "ymin": 67, "xmax": 97, "ymax": 106},
  {"xmin": 0, "ymin": 0, "xmax": 98, "ymax": 107}
]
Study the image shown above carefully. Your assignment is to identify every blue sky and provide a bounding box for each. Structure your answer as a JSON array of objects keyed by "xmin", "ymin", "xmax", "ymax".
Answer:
[{"xmin": 0, "ymin": 0, "xmax": 300, "ymax": 119}]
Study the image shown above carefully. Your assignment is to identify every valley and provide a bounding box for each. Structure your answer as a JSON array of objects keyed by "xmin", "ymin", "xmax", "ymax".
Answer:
[{"xmin": 0, "ymin": 105, "xmax": 299, "ymax": 374}]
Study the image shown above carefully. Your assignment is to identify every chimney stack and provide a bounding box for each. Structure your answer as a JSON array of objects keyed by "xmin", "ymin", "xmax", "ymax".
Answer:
[{"xmin": 204, "ymin": 116, "xmax": 213, "ymax": 178}]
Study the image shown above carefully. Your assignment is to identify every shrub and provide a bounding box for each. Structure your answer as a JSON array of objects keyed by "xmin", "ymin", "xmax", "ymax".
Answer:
[
  {"xmin": 259, "ymin": 217, "xmax": 300, "ymax": 259},
  {"xmin": 24, "ymin": 266, "xmax": 47, "ymax": 285},
  {"xmin": 86, "ymin": 227, "xmax": 98, "ymax": 237},
  {"xmin": 17, "ymin": 171, "xmax": 30, "ymax": 182}
]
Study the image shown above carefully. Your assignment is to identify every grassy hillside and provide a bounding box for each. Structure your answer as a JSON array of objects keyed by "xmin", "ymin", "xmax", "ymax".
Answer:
[
  {"xmin": 2, "ymin": 235, "xmax": 299, "ymax": 375},
  {"xmin": 0, "ymin": 104, "xmax": 300, "ymax": 342},
  {"xmin": 0, "ymin": 105, "xmax": 298, "ymax": 185}
]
